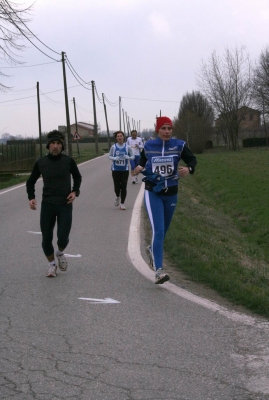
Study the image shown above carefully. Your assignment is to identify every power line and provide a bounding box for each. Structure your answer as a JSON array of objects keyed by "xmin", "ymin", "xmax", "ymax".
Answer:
[
  {"xmin": 0, "ymin": 84, "xmax": 84, "ymax": 104},
  {"xmin": 122, "ymin": 96, "xmax": 180, "ymax": 103},
  {"xmin": 104, "ymin": 94, "xmax": 119, "ymax": 107},
  {"xmin": 94, "ymin": 85, "xmax": 103, "ymax": 104},
  {"xmin": 0, "ymin": 61, "xmax": 60, "ymax": 69},
  {"xmin": 4, "ymin": 0, "xmax": 61, "ymax": 56},
  {"xmin": 39, "ymin": 89, "xmax": 64, "ymax": 107},
  {"xmin": 66, "ymin": 62, "xmax": 92, "ymax": 91},
  {"xmin": 66, "ymin": 57, "xmax": 91, "ymax": 86},
  {"xmin": 2, "ymin": 1, "xmax": 60, "ymax": 62}
]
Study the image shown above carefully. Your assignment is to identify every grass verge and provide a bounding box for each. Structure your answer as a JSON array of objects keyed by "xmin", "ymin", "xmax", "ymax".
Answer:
[{"xmin": 165, "ymin": 148, "xmax": 269, "ymax": 318}]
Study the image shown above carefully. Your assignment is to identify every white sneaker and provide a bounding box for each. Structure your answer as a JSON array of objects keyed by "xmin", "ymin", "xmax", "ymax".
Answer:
[
  {"xmin": 120, "ymin": 204, "xmax": 126, "ymax": 210},
  {"xmin": 114, "ymin": 197, "xmax": 120, "ymax": 207},
  {"xmin": 46, "ymin": 264, "xmax": 57, "ymax": 277},
  {"xmin": 155, "ymin": 269, "xmax": 170, "ymax": 284},
  {"xmin": 57, "ymin": 253, "xmax": 68, "ymax": 271}
]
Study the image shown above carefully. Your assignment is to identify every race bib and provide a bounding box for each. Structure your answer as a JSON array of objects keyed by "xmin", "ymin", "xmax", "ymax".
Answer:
[
  {"xmin": 152, "ymin": 156, "xmax": 174, "ymax": 177},
  {"xmin": 115, "ymin": 151, "xmax": 126, "ymax": 165},
  {"xmin": 115, "ymin": 159, "xmax": 125, "ymax": 165}
]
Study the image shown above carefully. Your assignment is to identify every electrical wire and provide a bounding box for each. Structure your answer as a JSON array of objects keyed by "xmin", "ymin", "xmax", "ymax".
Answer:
[
  {"xmin": 3, "ymin": 0, "xmax": 61, "ymax": 56},
  {"xmin": 75, "ymin": 102, "xmax": 93, "ymax": 114},
  {"xmin": 94, "ymin": 85, "xmax": 103, "ymax": 104},
  {"xmin": 66, "ymin": 57, "xmax": 91, "ymax": 86},
  {"xmin": 39, "ymin": 89, "xmax": 64, "ymax": 107},
  {"xmin": 0, "ymin": 86, "xmax": 36, "ymax": 94},
  {"xmin": 2, "ymin": 1, "xmax": 60, "ymax": 62},
  {"xmin": 0, "ymin": 61, "xmax": 60, "ymax": 68},
  {"xmin": 0, "ymin": 84, "xmax": 84, "ymax": 103},
  {"xmin": 121, "ymin": 96, "xmax": 180, "ymax": 103},
  {"xmin": 103, "ymin": 94, "xmax": 119, "ymax": 107},
  {"xmin": 66, "ymin": 62, "xmax": 92, "ymax": 91}
]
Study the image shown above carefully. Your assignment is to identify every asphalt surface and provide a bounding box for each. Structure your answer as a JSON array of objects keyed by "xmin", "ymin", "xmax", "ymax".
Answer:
[{"xmin": 1, "ymin": 155, "xmax": 269, "ymax": 400}]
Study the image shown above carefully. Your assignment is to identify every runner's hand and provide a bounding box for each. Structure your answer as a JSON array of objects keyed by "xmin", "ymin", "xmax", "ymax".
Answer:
[
  {"xmin": 67, "ymin": 192, "xmax": 76, "ymax": 204},
  {"xmin": 29, "ymin": 199, "xmax": 37, "ymax": 210}
]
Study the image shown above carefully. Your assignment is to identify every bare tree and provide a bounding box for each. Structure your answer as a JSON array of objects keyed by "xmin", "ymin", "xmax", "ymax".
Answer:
[
  {"xmin": 252, "ymin": 47, "xmax": 269, "ymax": 145},
  {"xmin": 0, "ymin": 0, "xmax": 32, "ymax": 91},
  {"xmin": 173, "ymin": 91, "xmax": 214, "ymax": 153},
  {"xmin": 197, "ymin": 47, "xmax": 253, "ymax": 150}
]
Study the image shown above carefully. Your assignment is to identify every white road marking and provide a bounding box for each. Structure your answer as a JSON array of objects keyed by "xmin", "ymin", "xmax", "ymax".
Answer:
[
  {"xmin": 64, "ymin": 254, "xmax": 81, "ymax": 258},
  {"xmin": 27, "ymin": 231, "xmax": 41, "ymax": 234},
  {"xmin": 78, "ymin": 297, "xmax": 120, "ymax": 304},
  {"xmin": 128, "ymin": 184, "xmax": 269, "ymax": 327},
  {"xmin": 0, "ymin": 178, "xmax": 42, "ymax": 196}
]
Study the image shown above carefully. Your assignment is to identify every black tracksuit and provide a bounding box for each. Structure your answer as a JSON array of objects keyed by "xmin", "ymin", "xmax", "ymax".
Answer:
[{"xmin": 26, "ymin": 153, "xmax": 82, "ymax": 256}]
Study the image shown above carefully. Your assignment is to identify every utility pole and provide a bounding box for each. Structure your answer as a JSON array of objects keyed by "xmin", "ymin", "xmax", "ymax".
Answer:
[
  {"xmin": 125, "ymin": 112, "xmax": 130, "ymax": 136},
  {"xmin": 122, "ymin": 109, "xmax": 126, "ymax": 135},
  {"xmin": 36, "ymin": 81, "xmax": 42, "ymax": 157},
  {"xmin": 72, "ymin": 97, "xmax": 80, "ymax": 156},
  {"xmin": 102, "ymin": 93, "xmax": 111, "ymax": 148},
  {"xmin": 119, "ymin": 96, "xmax": 121, "ymax": 130},
  {"xmin": 91, "ymin": 80, "xmax": 99, "ymax": 154},
  {"xmin": 61, "ymin": 51, "xmax": 72, "ymax": 156}
]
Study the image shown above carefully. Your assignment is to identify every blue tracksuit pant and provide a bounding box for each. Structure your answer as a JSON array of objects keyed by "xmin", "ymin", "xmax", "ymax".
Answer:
[{"xmin": 144, "ymin": 190, "xmax": 178, "ymax": 270}]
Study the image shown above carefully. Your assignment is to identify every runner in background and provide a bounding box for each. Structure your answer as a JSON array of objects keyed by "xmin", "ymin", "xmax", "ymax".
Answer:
[
  {"xmin": 108, "ymin": 131, "xmax": 134, "ymax": 210},
  {"xmin": 126, "ymin": 130, "xmax": 144, "ymax": 184},
  {"xmin": 134, "ymin": 117, "xmax": 197, "ymax": 284}
]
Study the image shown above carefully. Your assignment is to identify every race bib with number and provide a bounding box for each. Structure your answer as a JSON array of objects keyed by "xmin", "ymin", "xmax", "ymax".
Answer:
[
  {"xmin": 115, "ymin": 151, "xmax": 126, "ymax": 165},
  {"xmin": 152, "ymin": 156, "xmax": 174, "ymax": 177}
]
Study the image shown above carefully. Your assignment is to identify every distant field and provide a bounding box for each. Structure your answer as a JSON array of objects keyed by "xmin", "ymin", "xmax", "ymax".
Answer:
[
  {"xmin": 0, "ymin": 143, "xmax": 107, "ymax": 190},
  {"xmin": 165, "ymin": 147, "xmax": 269, "ymax": 318}
]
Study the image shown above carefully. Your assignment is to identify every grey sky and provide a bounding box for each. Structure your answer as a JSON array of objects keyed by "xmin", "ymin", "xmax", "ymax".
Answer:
[{"xmin": 1, "ymin": 0, "xmax": 269, "ymax": 137}]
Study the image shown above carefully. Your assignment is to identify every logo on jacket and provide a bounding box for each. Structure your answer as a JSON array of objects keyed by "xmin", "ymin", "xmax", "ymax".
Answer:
[{"xmin": 168, "ymin": 147, "xmax": 177, "ymax": 150}]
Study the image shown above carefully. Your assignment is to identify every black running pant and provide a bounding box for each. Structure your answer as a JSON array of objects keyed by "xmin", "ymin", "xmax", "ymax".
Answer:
[
  {"xmin": 40, "ymin": 201, "xmax": 73, "ymax": 257},
  {"xmin": 112, "ymin": 170, "xmax": 129, "ymax": 204}
]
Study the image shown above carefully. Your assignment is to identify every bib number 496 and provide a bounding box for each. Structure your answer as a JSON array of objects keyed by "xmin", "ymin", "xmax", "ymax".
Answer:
[{"xmin": 153, "ymin": 165, "xmax": 173, "ymax": 175}]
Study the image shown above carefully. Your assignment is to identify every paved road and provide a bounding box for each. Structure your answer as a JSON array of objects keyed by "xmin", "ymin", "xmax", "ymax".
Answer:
[{"xmin": 1, "ymin": 155, "xmax": 269, "ymax": 400}]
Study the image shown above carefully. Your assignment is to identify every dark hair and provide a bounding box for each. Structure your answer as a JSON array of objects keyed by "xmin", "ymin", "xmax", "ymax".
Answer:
[
  {"xmin": 131, "ymin": 130, "xmax": 137, "ymax": 134},
  {"xmin": 113, "ymin": 130, "xmax": 125, "ymax": 138}
]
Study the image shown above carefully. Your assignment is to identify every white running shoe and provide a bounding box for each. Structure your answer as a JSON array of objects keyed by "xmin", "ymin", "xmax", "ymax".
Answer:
[
  {"xmin": 46, "ymin": 264, "xmax": 57, "ymax": 277},
  {"xmin": 114, "ymin": 197, "xmax": 120, "ymax": 207},
  {"xmin": 120, "ymin": 204, "xmax": 126, "ymax": 210},
  {"xmin": 155, "ymin": 269, "xmax": 170, "ymax": 284},
  {"xmin": 57, "ymin": 253, "xmax": 68, "ymax": 271}
]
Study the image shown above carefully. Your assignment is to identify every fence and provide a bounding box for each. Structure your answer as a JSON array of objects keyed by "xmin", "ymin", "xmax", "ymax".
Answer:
[{"xmin": 0, "ymin": 141, "xmax": 36, "ymax": 172}]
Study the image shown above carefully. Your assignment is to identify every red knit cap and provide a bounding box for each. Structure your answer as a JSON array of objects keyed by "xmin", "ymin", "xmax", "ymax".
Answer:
[{"xmin": 155, "ymin": 116, "xmax": 173, "ymax": 133}]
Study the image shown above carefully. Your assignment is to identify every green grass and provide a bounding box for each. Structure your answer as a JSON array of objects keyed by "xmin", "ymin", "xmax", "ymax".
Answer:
[
  {"xmin": 0, "ymin": 143, "xmax": 106, "ymax": 190},
  {"xmin": 165, "ymin": 147, "xmax": 269, "ymax": 318}
]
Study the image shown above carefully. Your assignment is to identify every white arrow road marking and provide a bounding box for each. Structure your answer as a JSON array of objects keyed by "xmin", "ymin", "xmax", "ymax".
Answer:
[
  {"xmin": 64, "ymin": 254, "xmax": 81, "ymax": 258},
  {"xmin": 27, "ymin": 231, "xmax": 42, "ymax": 234},
  {"xmin": 78, "ymin": 297, "xmax": 120, "ymax": 304}
]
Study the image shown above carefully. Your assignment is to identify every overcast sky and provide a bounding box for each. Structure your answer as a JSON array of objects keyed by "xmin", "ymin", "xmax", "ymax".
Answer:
[{"xmin": 1, "ymin": 0, "xmax": 269, "ymax": 138}]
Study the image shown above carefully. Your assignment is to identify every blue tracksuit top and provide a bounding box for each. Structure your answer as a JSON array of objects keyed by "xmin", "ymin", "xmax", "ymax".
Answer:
[{"xmin": 142, "ymin": 137, "xmax": 186, "ymax": 191}]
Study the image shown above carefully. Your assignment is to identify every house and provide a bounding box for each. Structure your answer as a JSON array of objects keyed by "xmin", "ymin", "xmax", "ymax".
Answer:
[
  {"xmin": 213, "ymin": 106, "xmax": 261, "ymax": 146},
  {"xmin": 70, "ymin": 122, "xmax": 95, "ymax": 138}
]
